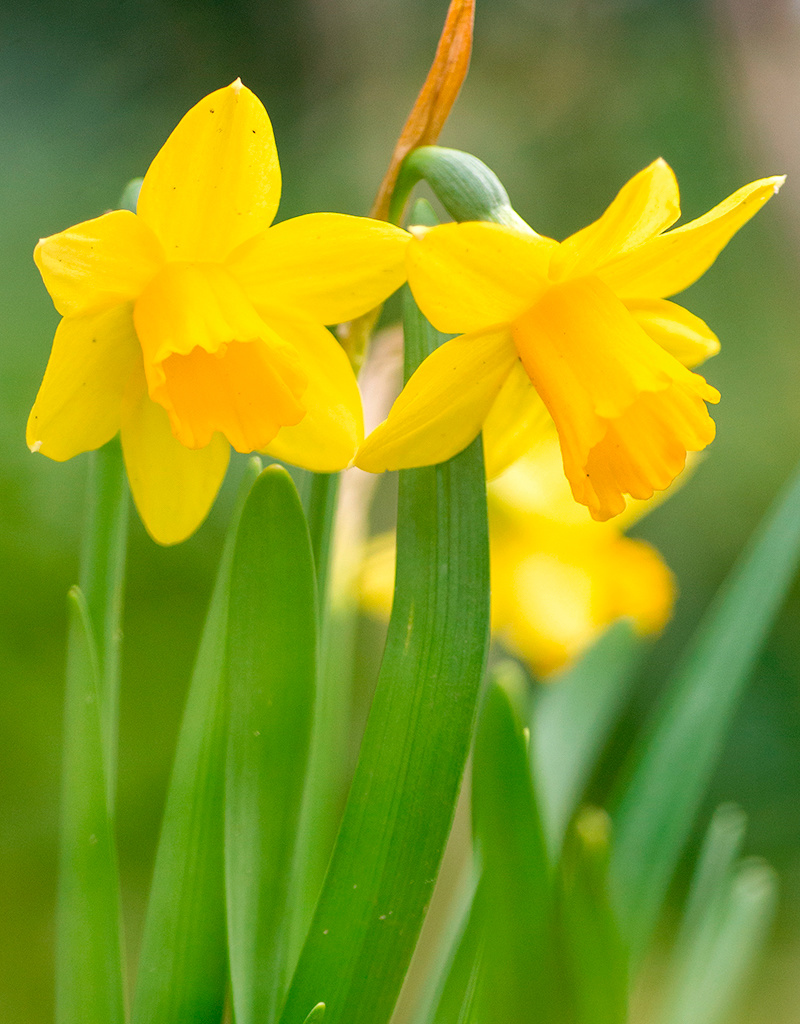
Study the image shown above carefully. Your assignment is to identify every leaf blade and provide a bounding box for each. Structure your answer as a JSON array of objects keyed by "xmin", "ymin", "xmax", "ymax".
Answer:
[
  {"xmin": 226, "ymin": 465, "xmax": 318, "ymax": 1024},
  {"xmin": 611, "ymin": 459, "xmax": 800, "ymax": 956},
  {"xmin": 131, "ymin": 459, "xmax": 261, "ymax": 1024},
  {"xmin": 278, "ymin": 285, "xmax": 490, "ymax": 1024}
]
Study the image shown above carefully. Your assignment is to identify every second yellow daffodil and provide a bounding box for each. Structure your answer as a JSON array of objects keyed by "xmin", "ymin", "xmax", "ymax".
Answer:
[
  {"xmin": 29, "ymin": 80, "xmax": 409, "ymax": 544},
  {"xmin": 356, "ymin": 159, "xmax": 783, "ymax": 520}
]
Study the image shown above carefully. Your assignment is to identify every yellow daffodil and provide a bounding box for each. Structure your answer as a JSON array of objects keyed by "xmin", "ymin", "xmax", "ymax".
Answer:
[
  {"xmin": 358, "ymin": 434, "xmax": 675, "ymax": 677},
  {"xmin": 356, "ymin": 160, "xmax": 783, "ymax": 520},
  {"xmin": 29, "ymin": 80, "xmax": 409, "ymax": 544}
]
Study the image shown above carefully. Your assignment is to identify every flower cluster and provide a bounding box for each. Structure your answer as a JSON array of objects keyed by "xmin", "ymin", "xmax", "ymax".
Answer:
[{"xmin": 30, "ymin": 84, "xmax": 781, "ymax": 543}]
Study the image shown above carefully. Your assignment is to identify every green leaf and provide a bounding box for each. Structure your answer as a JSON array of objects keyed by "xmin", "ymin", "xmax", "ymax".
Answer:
[
  {"xmin": 532, "ymin": 622, "xmax": 644, "ymax": 851},
  {"xmin": 278, "ymin": 283, "xmax": 490, "ymax": 1024},
  {"xmin": 611, "ymin": 459, "xmax": 800, "ymax": 957},
  {"xmin": 657, "ymin": 856, "xmax": 777, "ymax": 1024},
  {"xmin": 131, "ymin": 459, "xmax": 261, "ymax": 1024},
  {"xmin": 301, "ymin": 1005, "xmax": 326, "ymax": 1024},
  {"xmin": 56, "ymin": 588, "xmax": 125, "ymax": 1024},
  {"xmin": 557, "ymin": 809, "xmax": 628, "ymax": 1024},
  {"xmin": 472, "ymin": 676, "xmax": 559, "ymax": 1024},
  {"xmin": 425, "ymin": 883, "xmax": 483, "ymax": 1024},
  {"xmin": 226, "ymin": 465, "xmax": 318, "ymax": 1024}
]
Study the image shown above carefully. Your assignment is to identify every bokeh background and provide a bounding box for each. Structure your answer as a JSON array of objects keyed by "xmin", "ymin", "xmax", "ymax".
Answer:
[{"xmin": 2, "ymin": 0, "xmax": 800, "ymax": 1020}]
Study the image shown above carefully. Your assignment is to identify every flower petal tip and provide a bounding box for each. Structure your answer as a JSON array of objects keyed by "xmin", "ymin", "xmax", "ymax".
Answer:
[
  {"xmin": 230, "ymin": 77, "xmax": 244, "ymax": 92},
  {"xmin": 408, "ymin": 224, "xmax": 432, "ymax": 239},
  {"xmin": 29, "ymin": 440, "xmax": 42, "ymax": 454}
]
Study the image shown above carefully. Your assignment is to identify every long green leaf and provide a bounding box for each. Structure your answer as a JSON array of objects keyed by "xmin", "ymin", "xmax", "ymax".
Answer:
[
  {"xmin": 226, "ymin": 465, "xmax": 318, "ymax": 1024},
  {"xmin": 472, "ymin": 678, "xmax": 559, "ymax": 1024},
  {"xmin": 532, "ymin": 622, "xmax": 643, "ymax": 851},
  {"xmin": 131, "ymin": 459, "xmax": 261, "ymax": 1024},
  {"xmin": 557, "ymin": 809, "xmax": 628, "ymax": 1024},
  {"xmin": 56, "ymin": 588, "xmax": 125, "ymax": 1024},
  {"xmin": 611, "ymin": 458, "xmax": 800, "ymax": 956},
  {"xmin": 278, "ymin": 285, "xmax": 490, "ymax": 1024}
]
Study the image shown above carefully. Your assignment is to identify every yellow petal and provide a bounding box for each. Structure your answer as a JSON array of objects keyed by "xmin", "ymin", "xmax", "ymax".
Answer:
[
  {"xmin": 27, "ymin": 303, "xmax": 142, "ymax": 461},
  {"xmin": 356, "ymin": 327, "xmax": 517, "ymax": 472},
  {"xmin": 227, "ymin": 214, "xmax": 410, "ymax": 324},
  {"xmin": 599, "ymin": 175, "xmax": 785, "ymax": 299},
  {"xmin": 625, "ymin": 298, "xmax": 719, "ymax": 368},
  {"xmin": 407, "ymin": 221, "xmax": 556, "ymax": 334},
  {"xmin": 549, "ymin": 158, "xmax": 680, "ymax": 281},
  {"xmin": 34, "ymin": 211, "xmax": 164, "ymax": 317},
  {"xmin": 137, "ymin": 80, "xmax": 281, "ymax": 262},
  {"xmin": 511, "ymin": 276, "xmax": 719, "ymax": 520},
  {"xmin": 605, "ymin": 536, "xmax": 675, "ymax": 636},
  {"xmin": 134, "ymin": 262, "xmax": 307, "ymax": 452},
  {"xmin": 482, "ymin": 360, "xmax": 554, "ymax": 480},
  {"xmin": 259, "ymin": 311, "xmax": 364, "ymax": 472},
  {"xmin": 120, "ymin": 374, "xmax": 230, "ymax": 545}
]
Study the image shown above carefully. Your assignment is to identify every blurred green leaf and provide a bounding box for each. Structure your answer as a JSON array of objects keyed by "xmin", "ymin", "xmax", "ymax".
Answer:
[
  {"xmin": 472, "ymin": 675, "xmax": 561, "ymax": 1024},
  {"xmin": 301, "ymin": 1005, "xmax": 325, "ymax": 1024},
  {"xmin": 657, "ymin": 857, "xmax": 777, "ymax": 1024},
  {"xmin": 558, "ymin": 808, "xmax": 628, "ymax": 1024},
  {"xmin": 611, "ymin": 459, "xmax": 800, "ymax": 956},
  {"xmin": 532, "ymin": 622, "xmax": 644, "ymax": 851},
  {"xmin": 278, "ymin": 282, "xmax": 490, "ymax": 1024},
  {"xmin": 56, "ymin": 588, "xmax": 125, "ymax": 1024},
  {"xmin": 131, "ymin": 459, "xmax": 261, "ymax": 1024},
  {"xmin": 668, "ymin": 803, "xmax": 747, "ymax": 969},
  {"xmin": 226, "ymin": 465, "xmax": 318, "ymax": 1024},
  {"xmin": 422, "ymin": 878, "xmax": 483, "ymax": 1024}
]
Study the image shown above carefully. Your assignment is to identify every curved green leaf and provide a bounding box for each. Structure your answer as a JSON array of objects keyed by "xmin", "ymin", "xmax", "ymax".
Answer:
[
  {"xmin": 226, "ymin": 465, "xmax": 318, "ymax": 1024},
  {"xmin": 131, "ymin": 459, "xmax": 261, "ymax": 1024},
  {"xmin": 278, "ymin": 284, "xmax": 490, "ymax": 1024}
]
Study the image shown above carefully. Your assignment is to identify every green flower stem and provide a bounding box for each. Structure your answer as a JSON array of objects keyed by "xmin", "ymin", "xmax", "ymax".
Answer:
[
  {"xmin": 388, "ymin": 146, "xmax": 534, "ymax": 231},
  {"xmin": 57, "ymin": 589, "xmax": 126, "ymax": 1024},
  {"xmin": 78, "ymin": 438, "xmax": 128, "ymax": 806}
]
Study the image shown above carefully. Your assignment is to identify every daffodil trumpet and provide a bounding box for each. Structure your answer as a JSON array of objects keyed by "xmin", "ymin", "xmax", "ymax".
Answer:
[
  {"xmin": 29, "ymin": 80, "xmax": 410, "ymax": 544},
  {"xmin": 357, "ymin": 154, "xmax": 783, "ymax": 521}
]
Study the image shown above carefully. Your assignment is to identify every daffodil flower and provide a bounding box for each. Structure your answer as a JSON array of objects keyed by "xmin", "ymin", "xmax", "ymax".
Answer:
[
  {"xmin": 356, "ymin": 159, "xmax": 783, "ymax": 520},
  {"xmin": 28, "ymin": 80, "xmax": 409, "ymax": 544},
  {"xmin": 358, "ymin": 434, "xmax": 675, "ymax": 677}
]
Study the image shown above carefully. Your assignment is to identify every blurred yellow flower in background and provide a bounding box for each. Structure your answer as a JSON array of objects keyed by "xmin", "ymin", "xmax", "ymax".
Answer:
[
  {"xmin": 28, "ymin": 80, "xmax": 409, "ymax": 544},
  {"xmin": 357, "ymin": 160, "xmax": 783, "ymax": 521},
  {"xmin": 359, "ymin": 434, "xmax": 675, "ymax": 677}
]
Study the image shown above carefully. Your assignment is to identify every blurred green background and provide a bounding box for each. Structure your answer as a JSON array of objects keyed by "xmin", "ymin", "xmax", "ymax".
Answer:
[{"xmin": 2, "ymin": 0, "xmax": 799, "ymax": 1020}]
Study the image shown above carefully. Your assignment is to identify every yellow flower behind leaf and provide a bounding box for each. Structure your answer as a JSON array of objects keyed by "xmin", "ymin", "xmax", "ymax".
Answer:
[
  {"xmin": 29, "ymin": 80, "xmax": 409, "ymax": 544},
  {"xmin": 359, "ymin": 435, "xmax": 675, "ymax": 677},
  {"xmin": 356, "ymin": 159, "xmax": 783, "ymax": 520}
]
